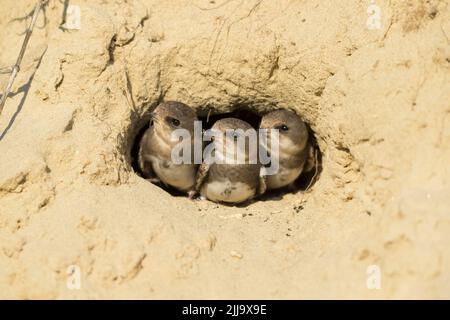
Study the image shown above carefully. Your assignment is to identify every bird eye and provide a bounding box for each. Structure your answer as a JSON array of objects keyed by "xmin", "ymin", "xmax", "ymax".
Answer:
[
  {"xmin": 167, "ymin": 117, "xmax": 180, "ymax": 127},
  {"xmin": 277, "ymin": 124, "xmax": 289, "ymax": 131},
  {"xmin": 150, "ymin": 120, "xmax": 154, "ymax": 127}
]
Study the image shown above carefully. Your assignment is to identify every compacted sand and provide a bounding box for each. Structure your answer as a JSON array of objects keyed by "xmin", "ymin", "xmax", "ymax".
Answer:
[{"xmin": 0, "ymin": 0, "xmax": 449, "ymax": 299}]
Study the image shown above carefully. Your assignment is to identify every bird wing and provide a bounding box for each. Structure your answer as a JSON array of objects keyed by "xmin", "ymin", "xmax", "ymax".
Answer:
[
  {"xmin": 138, "ymin": 130, "xmax": 159, "ymax": 181},
  {"xmin": 257, "ymin": 169, "xmax": 267, "ymax": 196},
  {"xmin": 303, "ymin": 144, "xmax": 317, "ymax": 173},
  {"xmin": 195, "ymin": 162, "xmax": 210, "ymax": 192}
]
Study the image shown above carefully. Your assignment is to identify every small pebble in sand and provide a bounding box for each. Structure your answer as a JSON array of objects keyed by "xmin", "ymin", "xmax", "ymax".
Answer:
[{"xmin": 230, "ymin": 250, "xmax": 243, "ymax": 259}]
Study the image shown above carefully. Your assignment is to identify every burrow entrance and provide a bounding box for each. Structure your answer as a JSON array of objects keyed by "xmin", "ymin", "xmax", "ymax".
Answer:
[{"xmin": 130, "ymin": 104, "xmax": 322, "ymax": 200}]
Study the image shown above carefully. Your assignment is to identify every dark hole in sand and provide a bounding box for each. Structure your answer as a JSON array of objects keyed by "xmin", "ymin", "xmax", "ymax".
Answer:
[{"xmin": 130, "ymin": 105, "xmax": 322, "ymax": 201}]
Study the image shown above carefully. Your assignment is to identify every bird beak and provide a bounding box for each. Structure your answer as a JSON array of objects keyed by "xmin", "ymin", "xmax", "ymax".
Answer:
[{"xmin": 148, "ymin": 112, "xmax": 158, "ymax": 127}]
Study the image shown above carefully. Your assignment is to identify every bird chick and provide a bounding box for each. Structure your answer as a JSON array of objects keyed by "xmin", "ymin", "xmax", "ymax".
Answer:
[
  {"xmin": 259, "ymin": 109, "xmax": 313, "ymax": 190},
  {"xmin": 138, "ymin": 101, "xmax": 198, "ymax": 194},
  {"xmin": 195, "ymin": 118, "xmax": 266, "ymax": 204}
]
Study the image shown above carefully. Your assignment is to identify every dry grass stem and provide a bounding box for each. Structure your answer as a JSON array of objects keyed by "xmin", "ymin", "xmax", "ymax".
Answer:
[{"xmin": 0, "ymin": 1, "xmax": 44, "ymax": 116}]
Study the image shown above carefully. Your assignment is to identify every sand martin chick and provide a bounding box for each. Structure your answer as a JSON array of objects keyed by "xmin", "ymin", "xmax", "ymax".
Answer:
[
  {"xmin": 259, "ymin": 109, "xmax": 314, "ymax": 190},
  {"xmin": 195, "ymin": 118, "xmax": 266, "ymax": 204},
  {"xmin": 138, "ymin": 101, "xmax": 199, "ymax": 194}
]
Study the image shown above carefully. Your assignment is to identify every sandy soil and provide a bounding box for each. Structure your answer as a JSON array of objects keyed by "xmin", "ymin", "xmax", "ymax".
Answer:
[{"xmin": 0, "ymin": 0, "xmax": 449, "ymax": 299}]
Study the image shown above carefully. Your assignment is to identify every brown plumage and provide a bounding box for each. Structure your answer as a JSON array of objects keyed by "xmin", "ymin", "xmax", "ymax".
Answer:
[
  {"xmin": 259, "ymin": 109, "xmax": 313, "ymax": 190},
  {"xmin": 138, "ymin": 101, "xmax": 199, "ymax": 193},
  {"xmin": 195, "ymin": 118, "xmax": 266, "ymax": 204}
]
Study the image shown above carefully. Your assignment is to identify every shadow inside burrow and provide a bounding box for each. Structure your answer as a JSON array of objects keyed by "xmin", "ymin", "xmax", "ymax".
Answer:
[{"xmin": 129, "ymin": 103, "xmax": 322, "ymax": 203}]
